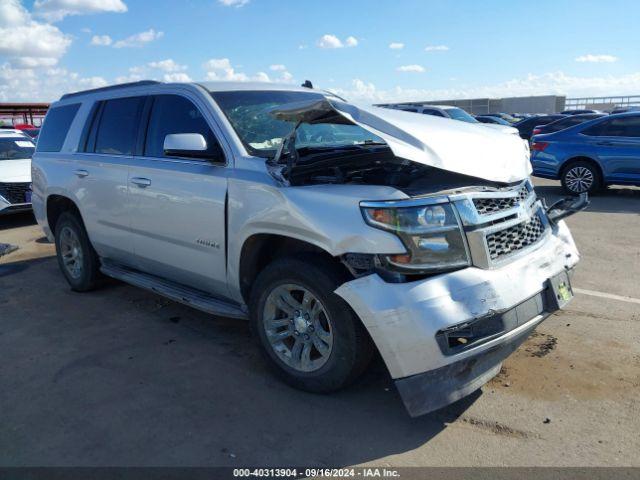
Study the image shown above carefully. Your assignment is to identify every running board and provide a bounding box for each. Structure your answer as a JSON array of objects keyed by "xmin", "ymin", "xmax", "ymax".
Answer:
[{"xmin": 100, "ymin": 263, "xmax": 248, "ymax": 319}]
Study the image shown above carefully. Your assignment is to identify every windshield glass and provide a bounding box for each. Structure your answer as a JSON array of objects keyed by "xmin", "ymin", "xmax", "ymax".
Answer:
[
  {"xmin": 0, "ymin": 137, "xmax": 35, "ymax": 160},
  {"xmin": 210, "ymin": 90, "xmax": 383, "ymax": 157},
  {"xmin": 446, "ymin": 108, "xmax": 478, "ymax": 123}
]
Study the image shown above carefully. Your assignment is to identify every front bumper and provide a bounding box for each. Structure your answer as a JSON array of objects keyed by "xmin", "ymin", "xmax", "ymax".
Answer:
[
  {"xmin": 335, "ymin": 220, "xmax": 579, "ymax": 416},
  {"xmin": 0, "ymin": 201, "xmax": 32, "ymax": 215}
]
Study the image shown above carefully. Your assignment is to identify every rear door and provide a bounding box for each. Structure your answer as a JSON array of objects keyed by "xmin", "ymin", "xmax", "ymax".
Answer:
[
  {"xmin": 127, "ymin": 93, "xmax": 229, "ymax": 295},
  {"xmin": 582, "ymin": 116, "xmax": 640, "ymax": 182},
  {"xmin": 71, "ymin": 96, "xmax": 145, "ymax": 263}
]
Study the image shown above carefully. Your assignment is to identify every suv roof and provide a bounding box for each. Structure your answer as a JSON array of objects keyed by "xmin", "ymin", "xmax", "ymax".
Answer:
[{"xmin": 59, "ymin": 80, "xmax": 320, "ymax": 102}]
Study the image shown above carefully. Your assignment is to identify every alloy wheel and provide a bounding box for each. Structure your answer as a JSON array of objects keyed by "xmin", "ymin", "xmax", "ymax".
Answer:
[
  {"xmin": 59, "ymin": 226, "xmax": 84, "ymax": 279},
  {"xmin": 565, "ymin": 166, "xmax": 594, "ymax": 193},
  {"xmin": 263, "ymin": 283, "xmax": 334, "ymax": 373}
]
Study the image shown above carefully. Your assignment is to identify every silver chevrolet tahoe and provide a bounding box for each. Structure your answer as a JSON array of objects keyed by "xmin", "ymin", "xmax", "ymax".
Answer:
[{"xmin": 32, "ymin": 80, "xmax": 586, "ymax": 416}]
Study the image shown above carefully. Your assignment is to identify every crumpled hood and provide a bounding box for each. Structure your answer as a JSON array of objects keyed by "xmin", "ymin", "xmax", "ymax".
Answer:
[
  {"xmin": 0, "ymin": 159, "xmax": 32, "ymax": 183},
  {"xmin": 331, "ymin": 101, "xmax": 531, "ymax": 184}
]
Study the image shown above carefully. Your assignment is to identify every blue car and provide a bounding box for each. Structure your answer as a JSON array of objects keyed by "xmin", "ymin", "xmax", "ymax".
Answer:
[{"xmin": 531, "ymin": 112, "xmax": 640, "ymax": 194}]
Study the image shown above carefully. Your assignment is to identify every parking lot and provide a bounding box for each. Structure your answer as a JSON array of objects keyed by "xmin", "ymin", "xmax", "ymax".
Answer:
[{"xmin": 1, "ymin": 178, "xmax": 638, "ymax": 467}]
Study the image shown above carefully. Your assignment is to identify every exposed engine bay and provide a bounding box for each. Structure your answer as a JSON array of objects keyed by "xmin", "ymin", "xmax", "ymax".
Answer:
[{"xmin": 269, "ymin": 142, "xmax": 511, "ymax": 196}]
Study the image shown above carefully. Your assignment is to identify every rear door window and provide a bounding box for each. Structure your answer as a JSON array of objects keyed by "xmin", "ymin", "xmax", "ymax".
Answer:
[
  {"xmin": 143, "ymin": 94, "xmax": 223, "ymax": 160},
  {"xmin": 603, "ymin": 117, "xmax": 640, "ymax": 137},
  {"xmin": 94, "ymin": 96, "xmax": 145, "ymax": 155},
  {"xmin": 36, "ymin": 103, "xmax": 80, "ymax": 152},
  {"xmin": 582, "ymin": 117, "xmax": 640, "ymax": 137}
]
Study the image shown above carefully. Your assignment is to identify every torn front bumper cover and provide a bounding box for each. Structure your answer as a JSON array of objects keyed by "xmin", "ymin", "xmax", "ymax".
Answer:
[
  {"xmin": 395, "ymin": 282, "xmax": 565, "ymax": 417},
  {"xmin": 335, "ymin": 221, "xmax": 579, "ymax": 417}
]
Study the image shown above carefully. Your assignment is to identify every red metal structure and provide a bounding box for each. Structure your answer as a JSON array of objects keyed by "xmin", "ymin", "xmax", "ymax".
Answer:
[{"xmin": 0, "ymin": 103, "xmax": 50, "ymax": 127}]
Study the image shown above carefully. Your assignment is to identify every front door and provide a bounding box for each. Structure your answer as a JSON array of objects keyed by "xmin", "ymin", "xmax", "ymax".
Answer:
[{"xmin": 127, "ymin": 93, "xmax": 229, "ymax": 296}]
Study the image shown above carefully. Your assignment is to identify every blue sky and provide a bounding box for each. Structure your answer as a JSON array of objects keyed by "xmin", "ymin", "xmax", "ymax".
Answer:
[{"xmin": 1, "ymin": 0, "xmax": 640, "ymax": 102}]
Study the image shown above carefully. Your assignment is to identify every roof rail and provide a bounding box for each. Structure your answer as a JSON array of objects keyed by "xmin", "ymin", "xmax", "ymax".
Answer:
[{"xmin": 60, "ymin": 80, "xmax": 161, "ymax": 101}]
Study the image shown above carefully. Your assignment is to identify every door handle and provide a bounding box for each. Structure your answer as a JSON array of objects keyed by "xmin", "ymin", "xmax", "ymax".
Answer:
[
  {"xmin": 130, "ymin": 177, "xmax": 152, "ymax": 188},
  {"xmin": 596, "ymin": 141, "xmax": 613, "ymax": 146},
  {"xmin": 73, "ymin": 169, "xmax": 89, "ymax": 178}
]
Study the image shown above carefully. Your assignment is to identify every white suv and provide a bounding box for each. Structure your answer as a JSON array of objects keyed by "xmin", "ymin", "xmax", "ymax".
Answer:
[
  {"xmin": 32, "ymin": 81, "xmax": 585, "ymax": 416},
  {"xmin": 0, "ymin": 130, "xmax": 34, "ymax": 214}
]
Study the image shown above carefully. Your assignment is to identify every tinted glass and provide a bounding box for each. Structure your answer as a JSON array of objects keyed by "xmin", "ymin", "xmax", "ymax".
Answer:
[
  {"xmin": 95, "ymin": 97, "xmax": 145, "ymax": 155},
  {"xmin": 36, "ymin": 103, "xmax": 80, "ymax": 152},
  {"xmin": 0, "ymin": 137, "xmax": 35, "ymax": 160},
  {"xmin": 422, "ymin": 109, "xmax": 446, "ymax": 117},
  {"xmin": 583, "ymin": 116, "xmax": 640, "ymax": 137},
  {"xmin": 211, "ymin": 90, "xmax": 383, "ymax": 157},
  {"xmin": 604, "ymin": 117, "xmax": 640, "ymax": 137},
  {"xmin": 144, "ymin": 95, "xmax": 222, "ymax": 159},
  {"xmin": 445, "ymin": 108, "xmax": 478, "ymax": 123}
]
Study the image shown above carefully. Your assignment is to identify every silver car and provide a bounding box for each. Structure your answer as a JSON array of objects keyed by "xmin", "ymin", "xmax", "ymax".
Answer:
[{"xmin": 32, "ymin": 80, "xmax": 585, "ymax": 416}]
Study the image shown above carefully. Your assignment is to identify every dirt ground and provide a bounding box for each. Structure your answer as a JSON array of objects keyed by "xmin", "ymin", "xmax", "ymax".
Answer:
[{"xmin": 1, "ymin": 178, "xmax": 639, "ymax": 467}]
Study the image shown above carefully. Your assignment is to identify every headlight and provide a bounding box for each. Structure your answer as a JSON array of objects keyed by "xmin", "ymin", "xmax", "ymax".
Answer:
[{"xmin": 361, "ymin": 200, "xmax": 470, "ymax": 273}]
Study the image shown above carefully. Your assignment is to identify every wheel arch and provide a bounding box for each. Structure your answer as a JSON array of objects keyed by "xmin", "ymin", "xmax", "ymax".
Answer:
[
  {"xmin": 46, "ymin": 194, "xmax": 84, "ymax": 236},
  {"xmin": 237, "ymin": 233, "xmax": 350, "ymax": 305},
  {"xmin": 561, "ymin": 156, "xmax": 604, "ymax": 181}
]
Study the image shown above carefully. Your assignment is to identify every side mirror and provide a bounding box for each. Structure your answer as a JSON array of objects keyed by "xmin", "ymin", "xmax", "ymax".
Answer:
[{"xmin": 163, "ymin": 133, "xmax": 222, "ymax": 161}]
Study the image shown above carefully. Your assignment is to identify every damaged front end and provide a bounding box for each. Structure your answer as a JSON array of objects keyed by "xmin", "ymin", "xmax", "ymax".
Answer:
[{"xmin": 263, "ymin": 95, "xmax": 532, "ymax": 189}]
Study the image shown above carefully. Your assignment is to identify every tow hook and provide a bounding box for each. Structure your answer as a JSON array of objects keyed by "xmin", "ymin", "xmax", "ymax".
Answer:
[{"xmin": 545, "ymin": 192, "xmax": 589, "ymax": 224}]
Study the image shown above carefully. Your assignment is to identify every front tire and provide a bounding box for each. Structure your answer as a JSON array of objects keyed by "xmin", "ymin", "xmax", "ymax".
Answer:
[
  {"xmin": 54, "ymin": 211, "xmax": 103, "ymax": 292},
  {"xmin": 249, "ymin": 255, "xmax": 373, "ymax": 393},
  {"xmin": 561, "ymin": 160, "xmax": 602, "ymax": 195}
]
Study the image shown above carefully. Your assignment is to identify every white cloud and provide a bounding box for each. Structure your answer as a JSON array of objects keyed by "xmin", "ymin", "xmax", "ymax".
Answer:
[
  {"xmin": 396, "ymin": 64, "xmax": 425, "ymax": 73},
  {"xmin": 203, "ymin": 58, "xmax": 248, "ymax": 81},
  {"xmin": 34, "ymin": 0, "xmax": 127, "ymax": 22},
  {"xmin": 90, "ymin": 34, "xmax": 112, "ymax": 46},
  {"xmin": 317, "ymin": 34, "xmax": 358, "ymax": 49},
  {"xmin": 253, "ymin": 71, "xmax": 270, "ymax": 82},
  {"xmin": 202, "ymin": 58, "xmax": 294, "ymax": 83},
  {"xmin": 0, "ymin": 63, "xmax": 107, "ymax": 101},
  {"xmin": 218, "ymin": 0, "xmax": 249, "ymax": 6},
  {"xmin": 113, "ymin": 29, "xmax": 163, "ymax": 48},
  {"xmin": 424, "ymin": 45, "xmax": 449, "ymax": 52},
  {"xmin": 317, "ymin": 34, "xmax": 343, "ymax": 49},
  {"xmin": 389, "ymin": 42, "xmax": 404, "ymax": 50},
  {"xmin": 148, "ymin": 59, "xmax": 186, "ymax": 72},
  {"xmin": 575, "ymin": 54, "xmax": 618, "ymax": 63},
  {"xmin": 14, "ymin": 56, "xmax": 59, "ymax": 68},
  {"xmin": 0, "ymin": 0, "xmax": 71, "ymax": 67},
  {"xmin": 163, "ymin": 72, "xmax": 192, "ymax": 82},
  {"xmin": 330, "ymin": 71, "xmax": 640, "ymax": 104},
  {"xmin": 279, "ymin": 71, "xmax": 293, "ymax": 83}
]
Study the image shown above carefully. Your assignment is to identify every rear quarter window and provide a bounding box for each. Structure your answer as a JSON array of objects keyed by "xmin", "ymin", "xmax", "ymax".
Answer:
[{"xmin": 36, "ymin": 103, "xmax": 81, "ymax": 152}]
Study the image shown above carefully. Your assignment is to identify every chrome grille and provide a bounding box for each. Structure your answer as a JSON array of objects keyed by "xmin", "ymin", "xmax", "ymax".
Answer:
[
  {"xmin": 486, "ymin": 214, "xmax": 545, "ymax": 261},
  {"xmin": 0, "ymin": 182, "xmax": 31, "ymax": 204},
  {"xmin": 473, "ymin": 184, "xmax": 530, "ymax": 215}
]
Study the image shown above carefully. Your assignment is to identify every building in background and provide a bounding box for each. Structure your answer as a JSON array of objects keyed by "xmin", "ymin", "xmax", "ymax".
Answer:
[
  {"xmin": 377, "ymin": 95, "xmax": 566, "ymax": 115},
  {"xmin": 378, "ymin": 94, "xmax": 640, "ymax": 115}
]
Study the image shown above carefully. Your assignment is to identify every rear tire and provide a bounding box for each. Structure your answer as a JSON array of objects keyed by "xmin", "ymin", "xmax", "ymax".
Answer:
[
  {"xmin": 561, "ymin": 160, "xmax": 602, "ymax": 195},
  {"xmin": 249, "ymin": 255, "xmax": 374, "ymax": 393},
  {"xmin": 54, "ymin": 211, "xmax": 103, "ymax": 292}
]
